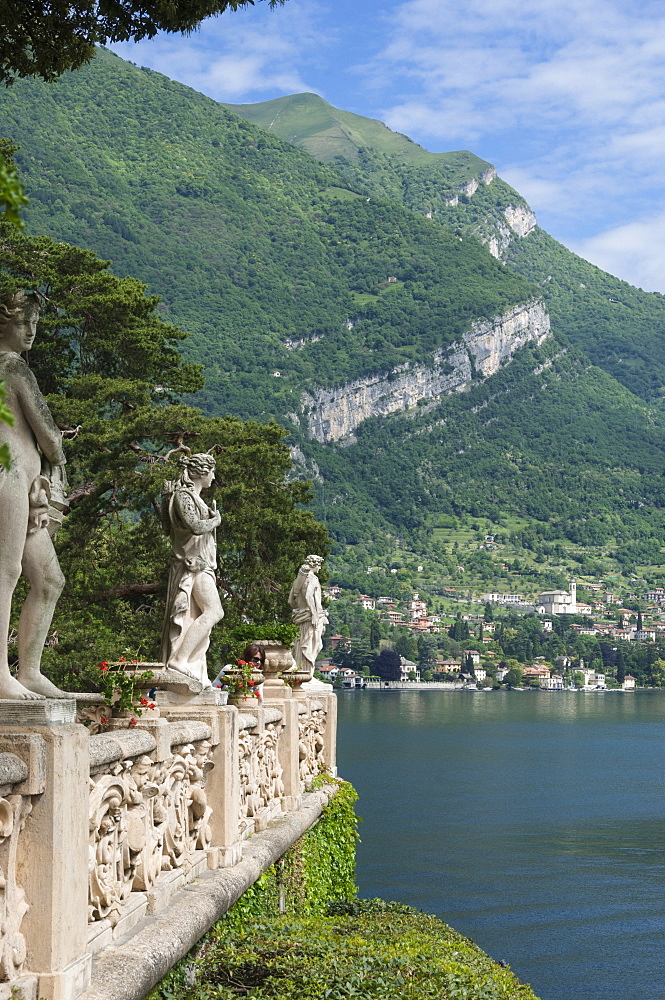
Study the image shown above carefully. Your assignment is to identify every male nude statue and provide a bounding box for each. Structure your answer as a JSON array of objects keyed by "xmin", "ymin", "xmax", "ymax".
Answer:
[{"xmin": 0, "ymin": 290, "xmax": 67, "ymax": 699}]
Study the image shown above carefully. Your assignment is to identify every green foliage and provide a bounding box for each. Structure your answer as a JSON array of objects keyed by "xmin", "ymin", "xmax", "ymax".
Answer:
[
  {"xmin": 1, "ymin": 1, "xmax": 285, "ymax": 86},
  {"xmin": 215, "ymin": 621, "xmax": 299, "ymax": 663},
  {"xmin": 0, "ymin": 380, "xmax": 12, "ymax": 471},
  {"xmin": 0, "ymin": 221, "xmax": 327, "ymax": 689},
  {"xmin": 150, "ymin": 898, "xmax": 539, "ymax": 1000},
  {"xmin": 504, "ymin": 666, "xmax": 524, "ymax": 689},
  {"xmin": 0, "ymin": 140, "xmax": 28, "ymax": 227},
  {"xmin": 374, "ymin": 648, "xmax": 401, "ymax": 681},
  {"xmin": 97, "ymin": 659, "xmax": 155, "ymax": 715}
]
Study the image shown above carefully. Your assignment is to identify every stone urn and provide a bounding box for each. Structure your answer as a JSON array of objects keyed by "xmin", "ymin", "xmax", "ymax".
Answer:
[
  {"xmin": 223, "ymin": 666, "xmax": 264, "ymax": 707},
  {"xmin": 256, "ymin": 640, "xmax": 296, "ymax": 700}
]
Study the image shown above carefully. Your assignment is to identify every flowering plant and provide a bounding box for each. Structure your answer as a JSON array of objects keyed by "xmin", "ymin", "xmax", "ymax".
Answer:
[
  {"xmin": 219, "ymin": 659, "xmax": 262, "ymax": 702},
  {"xmin": 96, "ymin": 656, "xmax": 155, "ymax": 725}
]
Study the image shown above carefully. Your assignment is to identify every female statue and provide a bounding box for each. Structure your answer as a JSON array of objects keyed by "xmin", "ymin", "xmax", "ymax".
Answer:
[
  {"xmin": 0, "ymin": 290, "xmax": 67, "ymax": 699},
  {"xmin": 160, "ymin": 453, "xmax": 223, "ymax": 685},
  {"xmin": 288, "ymin": 554, "xmax": 328, "ymax": 679}
]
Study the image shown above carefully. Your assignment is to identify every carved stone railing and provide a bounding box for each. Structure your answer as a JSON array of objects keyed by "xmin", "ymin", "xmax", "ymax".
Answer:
[
  {"xmin": 237, "ymin": 708, "xmax": 285, "ymax": 837},
  {"xmin": 0, "ymin": 688, "xmax": 336, "ymax": 1000},
  {"xmin": 0, "ymin": 752, "xmax": 33, "ymax": 984},
  {"xmin": 297, "ymin": 699, "xmax": 328, "ymax": 787},
  {"xmin": 86, "ymin": 722, "xmax": 216, "ymax": 954}
]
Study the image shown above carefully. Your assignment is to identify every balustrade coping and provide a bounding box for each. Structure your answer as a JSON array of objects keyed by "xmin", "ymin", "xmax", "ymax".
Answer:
[
  {"xmin": 167, "ymin": 721, "xmax": 212, "ymax": 746},
  {"xmin": 89, "ymin": 730, "xmax": 157, "ymax": 769}
]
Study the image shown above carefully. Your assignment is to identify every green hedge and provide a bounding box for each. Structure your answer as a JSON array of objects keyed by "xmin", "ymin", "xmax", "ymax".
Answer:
[
  {"xmin": 147, "ymin": 781, "xmax": 539, "ymax": 1000},
  {"xmin": 154, "ymin": 899, "xmax": 540, "ymax": 1000},
  {"xmin": 146, "ymin": 778, "xmax": 360, "ymax": 1000}
]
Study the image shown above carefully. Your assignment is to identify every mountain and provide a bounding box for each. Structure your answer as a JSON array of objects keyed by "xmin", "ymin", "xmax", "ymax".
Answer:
[
  {"xmin": 1, "ymin": 49, "xmax": 536, "ymax": 419},
  {"xmin": 222, "ymin": 92, "xmax": 491, "ymax": 178},
  {"xmin": 4, "ymin": 49, "xmax": 665, "ymax": 595},
  {"xmin": 228, "ymin": 92, "xmax": 665, "ymax": 404}
]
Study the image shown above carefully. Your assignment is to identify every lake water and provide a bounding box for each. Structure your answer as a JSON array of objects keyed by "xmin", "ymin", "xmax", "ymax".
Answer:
[{"xmin": 336, "ymin": 689, "xmax": 665, "ymax": 1000}]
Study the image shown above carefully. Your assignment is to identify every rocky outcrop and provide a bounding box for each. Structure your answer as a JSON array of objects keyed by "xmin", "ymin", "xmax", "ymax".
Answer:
[
  {"xmin": 487, "ymin": 205, "xmax": 537, "ymax": 258},
  {"xmin": 300, "ymin": 299, "xmax": 550, "ymax": 443},
  {"xmin": 504, "ymin": 205, "xmax": 537, "ymax": 239}
]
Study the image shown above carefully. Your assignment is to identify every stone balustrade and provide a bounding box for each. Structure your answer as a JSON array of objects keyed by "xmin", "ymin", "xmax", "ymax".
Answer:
[{"xmin": 0, "ymin": 685, "xmax": 336, "ymax": 1000}]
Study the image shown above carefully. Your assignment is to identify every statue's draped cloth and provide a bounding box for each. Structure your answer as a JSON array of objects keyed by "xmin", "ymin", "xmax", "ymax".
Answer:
[{"xmin": 290, "ymin": 567, "xmax": 327, "ymax": 676}]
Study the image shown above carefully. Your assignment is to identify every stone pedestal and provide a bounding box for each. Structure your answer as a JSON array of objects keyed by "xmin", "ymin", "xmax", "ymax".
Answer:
[
  {"xmin": 0, "ymin": 699, "xmax": 76, "ymax": 726},
  {"xmin": 0, "ymin": 708, "xmax": 90, "ymax": 1000}
]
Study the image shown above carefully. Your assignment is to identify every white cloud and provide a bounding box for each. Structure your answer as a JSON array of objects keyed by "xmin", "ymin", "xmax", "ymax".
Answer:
[
  {"xmin": 111, "ymin": 0, "xmax": 331, "ymax": 102},
  {"xmin": 363, "ymin": 0, "xmax": 665, "ymax": 288},
  {"xmin": 572, "ymin": 213, "xmax": 665, "ymax": 294}
]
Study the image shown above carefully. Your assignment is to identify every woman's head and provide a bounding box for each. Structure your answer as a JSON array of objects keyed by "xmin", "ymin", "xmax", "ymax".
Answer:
[{"xmin": 242, "ymin": 643, "xmax": 265, "ymax": 668}]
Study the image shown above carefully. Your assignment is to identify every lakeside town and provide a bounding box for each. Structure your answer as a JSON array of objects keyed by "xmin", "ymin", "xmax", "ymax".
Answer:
[{"xmin": 316, "ymin": 577, "xmax": 665, "ymax": 691}]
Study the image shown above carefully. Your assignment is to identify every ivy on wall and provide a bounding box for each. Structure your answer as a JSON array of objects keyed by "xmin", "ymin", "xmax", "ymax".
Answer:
[{"xmin": 147, "ymin": 779, "xmax": 360, "ymax": 1000}]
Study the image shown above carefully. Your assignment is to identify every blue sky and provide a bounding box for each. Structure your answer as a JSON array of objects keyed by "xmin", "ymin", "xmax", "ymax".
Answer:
[{"xmin": 112, "ymin": 0, "xmax": 665, "ymax": 293}]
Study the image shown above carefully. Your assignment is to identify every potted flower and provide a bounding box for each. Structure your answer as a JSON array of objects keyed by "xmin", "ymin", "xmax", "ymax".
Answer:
[
  {"xmin": 216, "ymin": 622, "xmax": 299, "ymax": 697},
  {"xmin": 96, "ymin": 657, "xmax": 157, "ymax": 728},
  {"xmin": 219, "ymin": 658, "xmax": 264, "ymax": 706}
]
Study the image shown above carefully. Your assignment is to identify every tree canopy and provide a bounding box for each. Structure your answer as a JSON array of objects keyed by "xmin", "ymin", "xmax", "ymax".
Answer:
[
  {"xmin": 0, "ymin": 220, "xmax": 327, "ymax": 689},
  {"xmin": 1, "ymin": 0, "xmax": 285, "ymax": 86}
]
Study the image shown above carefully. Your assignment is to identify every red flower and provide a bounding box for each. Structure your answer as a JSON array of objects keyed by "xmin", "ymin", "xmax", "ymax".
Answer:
[
  {"xmin": 249, "ymin": 680, "xmax": 255, "ymax": 686},
  {"xmin": 119, "ymin": 657, "xmax": 126, "ymax": 663},
  {"xmin": 149, "ymin": 702, "xmax": 156, "ymax": 709},
  {"xmin": 99, "ymin": 716, "xmax": 109, "ymax": 725},
  {"xmin": 139, "ymin": 697, "xmax": 149, "ymax": 706},
  {"xmin": 237, "ymin": 660, "xmax": 247, "ymax": 666},
  {"xmin": 129, "ymin": 718, "xmax": 137, "ymax": 727}
]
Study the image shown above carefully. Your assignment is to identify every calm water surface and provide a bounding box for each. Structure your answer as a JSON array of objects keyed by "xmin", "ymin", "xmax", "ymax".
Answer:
[{"xmin": 336, "ymin": 690, "xmax": 665, "ymax": 1000}]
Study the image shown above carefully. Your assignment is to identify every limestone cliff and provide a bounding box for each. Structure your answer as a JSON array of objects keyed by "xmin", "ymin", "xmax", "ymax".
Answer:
[{"xmin": 300, "ymin": 299, "xmax": 550, "ymax": 443}]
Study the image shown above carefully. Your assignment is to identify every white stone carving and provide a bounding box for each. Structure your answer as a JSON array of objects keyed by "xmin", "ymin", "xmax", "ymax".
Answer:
[
  {"xmin": 88, "ymin": 740, "xmax": 214, "ymax": 924},
  {"xmin": 0, "ymin": 290, "xmax": 68, "ymax": 700},
  {"xmin": 0, "ymin": 792, "xmax": 32, "ymax": 980},
  {"xmin": 257, "ymin": 723, "xmax": 284, "ymax": 809},
  {"xmin": 298, "ymin": 704, "xmax": 327, "ymax": 786},
  {"xmin": 288, "ymin": 555, "xmax": 328, "ymax": 680},
  {"xmin": 160, "ymin": 454, "xmax": 223, "ymax": 687}
]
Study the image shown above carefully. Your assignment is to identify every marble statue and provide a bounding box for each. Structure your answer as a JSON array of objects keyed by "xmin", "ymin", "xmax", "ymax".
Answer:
[
  {"xmin": 288, "ymin": 554, "xmax": 328, "ymax": 679},
  {"xmin": 0, "ymin": 290, "xmax": 67, "ymax": 700},
  {"xmin": 160, "ymin": 453, "xmax": 223, "ymax": 686}
]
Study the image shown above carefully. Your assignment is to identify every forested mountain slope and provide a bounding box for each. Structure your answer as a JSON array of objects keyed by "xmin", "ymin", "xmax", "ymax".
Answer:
[
  {"xmin": 4, "ymin": 49, "xmax": 665, "ymax": 570},
  {"xmin": 229, "ymin": 93, "xmax": 665, "ymax": 404},
  {"xmin": 0, "ymin": 48, "xmax": 536, "ymax": 420}
]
